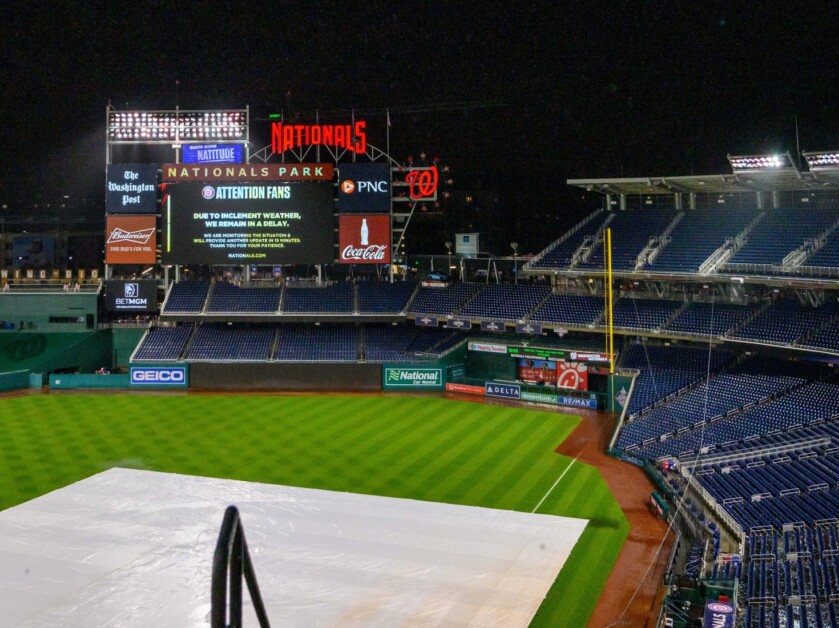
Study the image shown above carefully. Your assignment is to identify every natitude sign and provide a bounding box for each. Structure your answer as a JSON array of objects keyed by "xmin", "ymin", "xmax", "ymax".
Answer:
[{"xmin": 338, "ymin": 214, "xmax": 391, "ymax": 264}]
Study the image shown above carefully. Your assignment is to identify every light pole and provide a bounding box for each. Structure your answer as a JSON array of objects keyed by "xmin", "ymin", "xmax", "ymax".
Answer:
[
  {"xmin": 445, "ymin": 241, "xmax": 452, "ymax": 280},
  {"xmin": 511, "ymin": 242, "xmax": 518, "ymax": 285}
]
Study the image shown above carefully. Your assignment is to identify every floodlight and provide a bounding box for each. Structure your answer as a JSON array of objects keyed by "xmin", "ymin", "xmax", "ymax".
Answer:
[
  {"xmin": 727, "ymin": 153, "xmax": 794, "ymax": 171},
  {"xmin": 802, "ymin": 151, "xmax": 839, "ymax": 170}
]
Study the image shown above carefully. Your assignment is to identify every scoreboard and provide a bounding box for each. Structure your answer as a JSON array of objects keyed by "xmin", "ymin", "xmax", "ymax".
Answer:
[{"xmin": 161, "ymin": 182, "xmax": 334, "ymax": 265}]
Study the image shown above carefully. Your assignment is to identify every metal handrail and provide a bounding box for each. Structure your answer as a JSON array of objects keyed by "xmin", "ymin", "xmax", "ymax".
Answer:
[{"xmin": 211, "ymin": 505, "xmax": 271, "ymax": 628}]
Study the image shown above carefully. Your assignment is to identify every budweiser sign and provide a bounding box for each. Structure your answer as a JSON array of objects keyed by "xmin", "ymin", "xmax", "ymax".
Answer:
[
  {"xmin": 338, "ymin": 214, "xmax": 390, "ymax": 264},
  {"xmin": 105, "ymin": 215, "xmax": 157, "ymax": 265},
  {"xmin": 107, "ymin": 227, "xmax": 155, "ymax": 244}
]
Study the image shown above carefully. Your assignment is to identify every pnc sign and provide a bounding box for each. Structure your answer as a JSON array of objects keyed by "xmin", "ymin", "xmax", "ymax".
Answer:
[
  {"xmin": 338, "ymin": 163, "xmax": 391, "ymax": 212},
  {"xmin": 271, "ymin": 121, "xmax": 367, "ymax": 155}
]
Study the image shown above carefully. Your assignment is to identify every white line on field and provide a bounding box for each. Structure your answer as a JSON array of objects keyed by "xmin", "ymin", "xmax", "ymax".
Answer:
[{"xmin": 531, "ymin": 454, "xmax": 581, "ymax": 514}]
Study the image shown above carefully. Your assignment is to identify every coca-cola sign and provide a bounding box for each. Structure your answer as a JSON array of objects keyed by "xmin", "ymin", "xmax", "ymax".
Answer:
[{"xmin": 338, "ymin": 214, "xmax": 391, "ymax": 264}]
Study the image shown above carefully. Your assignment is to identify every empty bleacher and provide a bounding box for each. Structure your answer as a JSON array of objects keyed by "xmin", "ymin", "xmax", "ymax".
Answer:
[
  {"xmin": 282, "ymin": 282, "xmax": 354, "ymax": 313},
  {"xmin": 646, "ymin": 209, "xmax": 758, "ymax": 273},
  {"xmin": 530, "ymin": 294, "xmax": 604, "ymax": 327},
  {"xmin": 458, "ymin": 284, "xmax": 551, "ymax": 321},
  {"xmin": 356, "ymin": 281, "xmax": 416, "ymax": 314},
  {"xmin": 206, "ymin": 281, "xmax": 281, "ymax": 313},
  {"xmin": 186, "ymin": 324, "xmax": 275, "ymax": 361},
  {"xmin": 133, "ymin": 325, "xmax": 193, "ymax": 361},
  {"xmin": 408, "ymin": 283, "xmax": 483, "ymax": 317},
  {"xmin": 163, "ymin": 281, "xmax": 210, "ymax": 313}
]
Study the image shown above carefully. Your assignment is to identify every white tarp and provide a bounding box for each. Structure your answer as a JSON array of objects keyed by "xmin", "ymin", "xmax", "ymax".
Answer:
[{"xmin": 0, "ymin": 468, "xmax": 587, "ymax": 627}]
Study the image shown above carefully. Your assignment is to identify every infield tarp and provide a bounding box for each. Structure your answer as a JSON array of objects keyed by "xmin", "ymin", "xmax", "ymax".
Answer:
[{"xmin": 0, "ymin": 468, "xmax": 587, "ymax": 627}]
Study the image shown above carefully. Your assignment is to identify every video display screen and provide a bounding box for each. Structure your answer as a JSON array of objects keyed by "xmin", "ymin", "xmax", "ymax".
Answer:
[
  {"xmin": 161, "ymin": 182, "xmax": 334, "ymax": 265},
  {"xmin": 105, "ymin": 280, "xmax": 158, "ymax": 312}
]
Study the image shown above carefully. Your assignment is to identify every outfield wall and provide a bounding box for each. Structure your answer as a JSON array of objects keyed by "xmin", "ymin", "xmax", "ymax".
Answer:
[{"xmin": 189, "ymin": 362, "xmax": 382, "ymax": 391}]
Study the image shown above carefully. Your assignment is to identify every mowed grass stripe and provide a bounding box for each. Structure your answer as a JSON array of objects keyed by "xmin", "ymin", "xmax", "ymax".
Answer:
[{"xmin": 0, "ymin": 394, "xmax": 628, "ymax": 627}]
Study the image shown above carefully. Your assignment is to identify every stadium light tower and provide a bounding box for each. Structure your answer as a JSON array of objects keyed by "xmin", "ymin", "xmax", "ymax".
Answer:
[{"xmin": 511, "ymin": 242, "xmax": 519, "ymax": 285}]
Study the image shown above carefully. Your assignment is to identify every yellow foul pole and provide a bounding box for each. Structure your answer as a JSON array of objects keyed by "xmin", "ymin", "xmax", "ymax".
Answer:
[{"xmin": 606, "ymin": 228, "xmax": 614, "ymax": 374}]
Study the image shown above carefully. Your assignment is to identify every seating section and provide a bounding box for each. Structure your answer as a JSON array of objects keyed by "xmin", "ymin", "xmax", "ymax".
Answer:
[
  {"xmin": 275, "ymin": 326, "xmax": 359, "ymax": 361},
  {"xmin": 647, "ymin": 210, "xmax": 757, "ymax": 272},
  {"xmin": 799, "ymin": 318, "xmax": 839, "ymax": 352},
  {"xmin": 282, "ymin": 282, "xmax": 354, "ymax": 313},
  {"xmin": 731, "ymin": 300, "xmax": 838, "ymax": 345},
  {"xmin": 727, "ymin": 208, "xmax": 837, "ymax": 267},
  {"xmin": 530, "ymin": 212, "xmax": 608, "ymax": 269},
  {"xmin": 804, "ymin": 237, "xmax": 839, "ymax": 269},
  {"xmin": 612, "ymin": 297, "xmax": 682, "ymax": 330},
  {"xmin": 408, "ymin": 283, "xmax": 483, "ymax": 316},
  {"xmin": 163, "ymin": 281, "xmax": 209, "ymax": 312},
  {"xmin": 363, "ymin": 326, "xmax": 425, "ymax": 363},
  {"xmin": 530, "ymin": 294, "xmax": 604, "ymax": 326},
  {"xmin": 357, "ymin": 281, "xmax": 416, "ymax": 313},
  {"xmin": 206, "ymin": 282, "xmax": 281, "ymax": 313},
  {"xmin": 458, "ymin": 284, "xmax": 551, "ymax": 321},
  {"xmin": 133, "ymin": 325, "xmax": 193, "ymax": 361},
  {"xmin": 577, "ymin": 209, "xmax": 679, "ymax": 270},
  {"xmin": 664, "ymin": 301, "xmax": 760, "ymax": 337},
  {"xmin": 617, "ymin": 361, "xmax": 805, "ymax": 452},
  {"xmin": 407, "ymin": 329, "xmax": 465, "ymax": 355},
  {"xmin": 186, "ymin": 324, "xmax": 275, "ymax": 361},
  {"xmin": 740, "ymin": 527, "xmax": 839, "ymax": 628},
  {"xmin": 620, "ymin": 344, "xmax": 734, "ymax": 418}
]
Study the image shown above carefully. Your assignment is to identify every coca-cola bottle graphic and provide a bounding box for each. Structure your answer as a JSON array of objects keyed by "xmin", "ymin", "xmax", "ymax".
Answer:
[{"xmin": 360, "ymin": 218, "xmax": 369, "ymax": 245}]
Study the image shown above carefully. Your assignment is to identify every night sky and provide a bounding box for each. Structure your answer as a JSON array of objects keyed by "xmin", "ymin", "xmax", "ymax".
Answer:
[{"xmin": 1, "ymin": 2, "xmax": 837, "ymax": 253}]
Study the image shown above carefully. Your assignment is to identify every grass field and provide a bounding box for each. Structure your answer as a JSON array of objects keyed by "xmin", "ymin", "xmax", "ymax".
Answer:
[{"xmin": 0, "ymin": 393, "xmax": 629, "ymax": 626}]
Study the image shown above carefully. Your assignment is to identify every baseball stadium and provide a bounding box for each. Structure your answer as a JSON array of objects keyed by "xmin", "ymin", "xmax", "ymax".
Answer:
[{"xmin": 1, "ymin": 109, "xmax": 839, "ymax": 628}]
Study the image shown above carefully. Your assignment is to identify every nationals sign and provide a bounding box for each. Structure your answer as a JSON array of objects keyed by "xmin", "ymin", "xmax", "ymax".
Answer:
[
  {"xmin": 338, "ymin": 214, "xmax": 391, "ymax": 264},
  {"xmin": 557, "ymin": 362, "xmax": 589, "ymax": 391}
]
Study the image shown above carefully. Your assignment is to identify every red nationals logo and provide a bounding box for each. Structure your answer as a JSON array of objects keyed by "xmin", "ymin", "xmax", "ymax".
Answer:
[{"xmin": 405, "ymin": 167, "xmax": 438, "ymax": 200}]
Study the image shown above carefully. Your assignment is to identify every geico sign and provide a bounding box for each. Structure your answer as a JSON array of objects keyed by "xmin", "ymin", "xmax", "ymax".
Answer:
[{"xmin": 131, "ymin": 368, "xmax": 186, "ymax": 384}]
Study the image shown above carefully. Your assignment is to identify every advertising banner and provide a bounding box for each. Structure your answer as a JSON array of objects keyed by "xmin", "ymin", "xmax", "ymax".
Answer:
[
  {"xmin": 485, "ymin": 382, "xmax": 521, "ymax": 399},
  {"xmin": 105, "ymin": 280, "xmax": 158, "ymax": 312},
  {"xmin": 557, "ymin": 362, "xmax": 589, "ymax": 391},
  {"xmin": 129, "ymin": 365, "xmax": 188, "ymax": 388},
  {"xmin": 383, "ymin": 366, "xmax": 444, "ymax": 390},
  {"xmin": 557, "ymin": 396, "xmax": 597, "ymax": 409},
  {"xmin": 106, "ymin": 164, "xmax": 158, "ymax": 214},
  {"xmin": 467, "ymin": 341, "xmax": 507, "ymax": 354},
  {"xmin": 338, "ymin": 163, "xmax": 391, "ymax": 212},
  {"xmin": 12, "ymin": 236, "xmax": 54, "ymax": 268},
  {"xmin": 161, "ymin": 182, "xmax": 333, "ymax": 265},
  {"xmin": 338, "ymin": 214, "xmax": 391, "ymax": 264},
  {"xmin": 702, "ymin": 601, "xmax": 734, "ymax": 628},
  {"xmin": 446, "ymin": 319, "xmax": 472, "ymax": 330},
  {"xmin": 162, "ymin": 163, "xmax": 333, "ymax": 182},
  {"xmin": 480, "ymin": 321, "xmax": 506, "ymax": 333},
  {"xmin": 455, "ymin": 233, "xmax": 479, "ymax": 257},
  {"xmin": 106, "ymin": 215, "xmax": 157, "ymax": 265},
  {"xmin": 445, "ymin": 382, "xmax": 484, "ymax": 395},
  {"xmin": 521, "ymin": 391, "xmax": 559, "ymax": 405},
  {"xmin": 517, "ymin": 359, "xmax": 557, "ymax": 385},
  {"xmin": 515, "ymin": 322, "xmax": 543, "ymax": 335},
  {"xmin": 415, "ymin": 317, "xmax": 438, "ymax": 327},
  {"xmin": 182, "ymin": 144, "xmax": 243, "ymax": 164}
]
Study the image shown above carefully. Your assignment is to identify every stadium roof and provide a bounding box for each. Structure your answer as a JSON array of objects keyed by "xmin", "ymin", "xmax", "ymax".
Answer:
[{"xmin": 568, "ymin": 169, "xmax": 839, "ymax": 195}]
